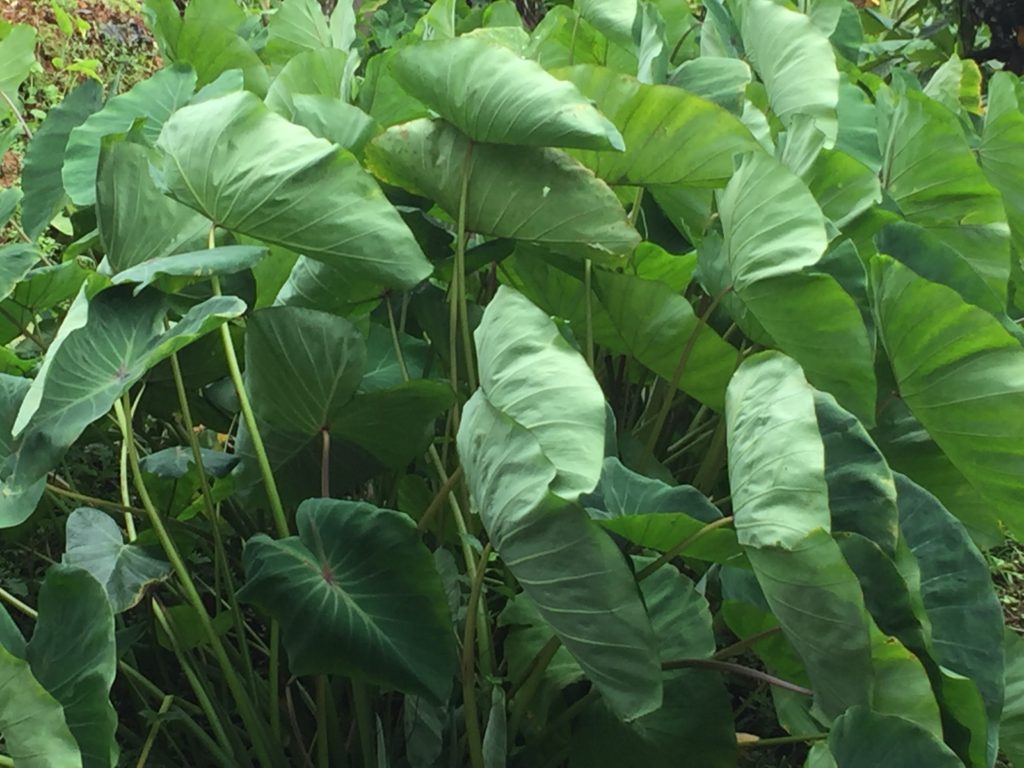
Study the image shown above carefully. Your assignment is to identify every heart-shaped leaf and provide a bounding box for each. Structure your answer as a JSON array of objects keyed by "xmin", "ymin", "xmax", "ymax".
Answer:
[{"xmin": 239, "ymin": 498, "xmax": 456, "ymax": 702}]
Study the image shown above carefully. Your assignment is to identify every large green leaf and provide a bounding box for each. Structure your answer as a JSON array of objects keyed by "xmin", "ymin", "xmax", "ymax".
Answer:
[
  {"xmin": 0, "ymin": 643, "xmax": 81, "ymax": 768},
  {"xmin": 591, "ymin": 267, "xmax": 737, "ymax": 409},
  {"xmin": 235, "ymin": 380, "xmax": 453, "ymax": 505},
  {"xmin": 62, "ymin": 508, "xmax": 171, "ymax": 614},
  {"xmin": 156, "ymin": 90, "xmax": 431, "ymax": 289},
  {"xmin": 1001, "ymin": 629, "xmax": 1024, "ymax": 767},
  {"xmin": 737, "ymin": 0, "xmax": 839, "ymax": 145},
  {"xmin": 726, "ymin": 352, "xmax": 872, "ymax": 717},
  {"xmin": 171, "ymin": 0, "xmax": 269, "ymax": 94},
  {"xmin": 0, "ymin": 24, "xmax": 36, "ymax": 118},
  {"xmin": 473, "ymin": 286, "xmax": 606, "ymax": 498},
  {"xmin": 63, "ymin": 64, "xmax": 197, "ymax": 207},
  {"xmin": 391, "ymin": 36, "xmax": 622, "ymax": 150},
  {"xmin": 815, "ymin": 391, "xmax": 898, "ymax": 556},
  {"xmin": 979, "ymin": 72, "xmax": 1024, "ymax": 262},
  {"xmin": 367, "ymin": 119, "xmax": 639, "ymax": 260},
  {"xmin": 244, "ymin": 306, "xmax": 365, "ymax": 434},
  {"xmin": 880, "ymin": 89, "xmax": 1010, "ymax": 298},
  {"xmin": 264, "ymin": 47, "xmax": 349, "ymax": 116},
  {"xmin": 828, "ymin": 706, "xmax": 963, "ymax": 767},
  {"xmin": 896, "ymin": 474, "xmax": 1004, "ymax": 762},
  {"xmin": 239, "ymin": 498, "xmax": 455, "ymax": 702},
  {"xmin": 717, "ymin": 152, "xmax": 875, "ymax": 422},
  {"xmin": 20, "ymin": 80, "xmax": 104, "ymax": 240},
  {"xmin": 718, "ymin": 151, "xmax": 827, "ymax": 291},
  {"xmin": 4, "ymin": 290, "xmax": 245, "ymax": 522},
  {"xmin": 264, "ymin": 0, "xmax": 345, "ymax": 64},
  {"xmin": 871, "ymin": 255, "xmax": 1024, "ymax": 539},
  {"xmin": 575, "ymin": 0, "xmax": 637, "ymax": 46},
  {"xmin": 27, "ymin": 565, "xmax": 118, "ymax": 768},
  {"xmin": 726, "ymin": 352, "xmax": 829, "ymax": 549},
  {"xmin": 668, "ymin": 57, "xmax": 752, "ymax": 114},
  {"xmin": 96, "ymin": 138, "xmax": 210, "ymax": 275},
  {"xmin": 555, "ymin": 65, "xmax": 757, "ymax": 187},
  {"xmin": 457, "ymin": 286, "xmax": 661, "ymax": 720}
]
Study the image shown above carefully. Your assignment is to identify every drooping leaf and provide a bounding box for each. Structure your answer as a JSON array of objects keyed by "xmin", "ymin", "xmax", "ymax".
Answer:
[
  {"xmin": 556, "ymin": 64, "xmax": 757, "ymax": 187},
  {"xmin": 0, "ymin": 643, "xmax": 81, "ymax": 768},
  {"xmin": 239, "ymin": 498, "xmax": 456, "ymax": 702},
  {"xmin": 391, "ymin": 36, "xmax": 623, "ymax": 150},
  {"xmin": 880, "ymin": 88, "xmax": 1010, "ymax": 299},
  {"xmin": 0, "ymin": 244, "xmax": 41, "ymax": 302},
  {"xmin": 62, "ymin": 508, "xmax": 172, "ymax": 614},
  {"xmin": 896, "ymin": 474, "xmax": 1004, "ymax": 762},
  {"xmin": 726, "ymin": 352, "xmax": 872, "ymax": 717},
  {"xmin": 110, "ymin": 245, "xmax": 268, "ymax": 294},
  {"xmin": 828, "ymin": 706, "xmax": 963, "ymax": 767},
  {"xmin": 27, "ymin": 565, "xmax": 118, "ymax": 768},
  {"xmin": 289, "ymin": 95, "xmax": 378, "ymax": 156},
  {"xmin": 737, "ymin": 0, "xmax": 839, "ymax": 145},
  {"xmin": 20, "ymin": 80, "xmax": 104, "ymax": 240},
  {"xmin": 96, "ymin": 138, "xmax": 211, "ymax": 275},
  {"xmin": 156, "ymin": 91, "xmax": 431, "ymax": 289},
  {"xmin": 815, "ymin": 391, "xmax": 898, "ymax": 556},
  {"xmin": 264, "ymin": 47, "xmax": 349, "ymax": 116},
  {"xmin": 458, "ymin": 286, "xmax": 662, "ymax": 720},
  {"xmin": 367, "ymin": 119, "xmax": 639, "ymax": 260},
  {"xmin": 63, "ymin": 64, "xmax": 197, "ymax": 207},
  {"xmin": 717, "ymin": 152, "xmax": 875, "ymax": 422},
  {"xmin": 871, "ymin": 255, "xmax": 1024, "ymax": 539}
]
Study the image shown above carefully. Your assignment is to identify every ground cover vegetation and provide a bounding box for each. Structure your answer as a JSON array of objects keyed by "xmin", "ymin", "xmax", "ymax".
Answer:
[{"xmin": 1, "ymin": 0, "xmax": 1024, "ymax": 766}]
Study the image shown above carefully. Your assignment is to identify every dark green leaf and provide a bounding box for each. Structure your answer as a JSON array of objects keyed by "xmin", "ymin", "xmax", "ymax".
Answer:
[{"xmin": 239, "ymin": 498, "xmax": 456, "ymax": 702}]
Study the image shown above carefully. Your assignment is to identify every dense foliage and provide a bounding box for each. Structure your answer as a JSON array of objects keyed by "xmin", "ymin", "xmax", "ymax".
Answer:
[{"xmin": 1, "ymin": 0, "xmax": 1024, "ymax": 766}]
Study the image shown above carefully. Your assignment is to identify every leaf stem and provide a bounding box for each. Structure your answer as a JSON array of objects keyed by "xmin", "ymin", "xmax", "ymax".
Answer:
[
  {"xmin": 644, "ymin": 286, "xmax": 731, "ymax": 462},
  {"xmin": 135, "ymin": 694, "xmax": 174, "ymax": 768},
  {"xmin": 509, "ymin": 635, "xmax": 561, "ymax": 736},
  {"xmin": 713, "ymin": 627, "xmax": 783, "ymax": 660},
  {"xmin": 45, "ymin": 482, "xmax": 143, "ymax": 516},
  {"xmin": 456, "ymin": 142, "xmax": 477, "ymax": 394},
  {"xmin": 462, "ymin": 543, "xmax": 492, "ymax": 768},
  {"xmin": 112, "ymin": 398, "xmax": 139, "ymax": 541},
  {"xmin": 352, "ymin": 681, "xmax": 375, "ymax": 768},
  {"xmin": 636, "ymin": 516, "xmax": 734, "ymax": 581},
  {"xmin": 738, "ymin": 732, "xmax": 828, "ymax": 749},
  {"xmin": 316, "ymin": 677, "xmax": 330, "ymax": 768},
  {"xmin": 210, "ymin": 273, "xmax": 289, "ymax": 538},
  {"xmin": 584, "ymin": 258, "xmax": 594, "ymax": 369},
  {"xmin": 661, "ymin": 658, "xmax": 813, "ymax": 696},
  {"xmin": 120, "ymin": 392, "xmax": 279, "ymax": 768},
  {"xmin": 169, "ymin": 345, "xmax": 257, "ymax": 696},
  {"xmin": 0, "ymin": 584, "xmax": 37, "ymax": 619}
]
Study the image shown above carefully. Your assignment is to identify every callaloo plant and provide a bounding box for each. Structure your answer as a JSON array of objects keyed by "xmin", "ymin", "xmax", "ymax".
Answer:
[{"xmin": 1, "ymin": 0, "xmax": 1024, "ymax": 766}]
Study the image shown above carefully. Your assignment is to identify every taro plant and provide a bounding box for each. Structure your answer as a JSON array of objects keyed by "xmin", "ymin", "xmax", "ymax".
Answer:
[{"xmin": 2, "ymin": 0, "xmax": 1024, "ymax": 766}]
